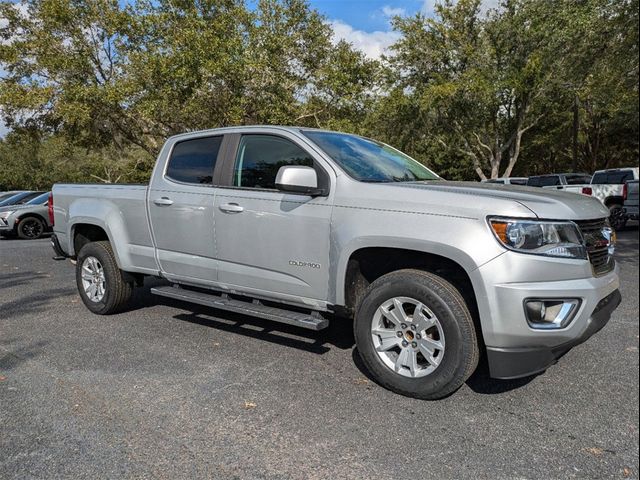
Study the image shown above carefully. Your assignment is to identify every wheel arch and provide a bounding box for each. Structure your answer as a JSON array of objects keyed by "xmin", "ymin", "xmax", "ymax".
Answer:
[
  {"xmin": 72, "ymin": 222, "xmax": 111, "ymax": 255},
  {"xmin": 604, "ymin": 195, "xmax": 624, "ymax": 207},
  {"xmin": 15, "ymin": 212, "xmax": 49, "ymax": 233},
  {"xmin": 337, "ymin": 241, "xmax": 481, "ymax": 326},
  {"xmin": 66, "ymin": 198, "xmax": 137, "ymax": 269}
]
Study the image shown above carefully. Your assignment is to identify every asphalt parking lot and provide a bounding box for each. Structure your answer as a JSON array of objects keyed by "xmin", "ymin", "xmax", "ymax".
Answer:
[{"xmin": 1, "ymin": 229, "xmax": 638, "ymax": 479}]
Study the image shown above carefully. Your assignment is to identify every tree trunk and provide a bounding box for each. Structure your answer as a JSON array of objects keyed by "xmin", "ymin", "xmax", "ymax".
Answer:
[{"xmin": 572, "ymin": 95, "xmax": 579, "ymax": 173}]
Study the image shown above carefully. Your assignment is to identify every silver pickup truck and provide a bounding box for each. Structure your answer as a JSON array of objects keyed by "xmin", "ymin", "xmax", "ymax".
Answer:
[{"xmin": 51, "ymin": 126, "xmax": 621, "ymax": 399}]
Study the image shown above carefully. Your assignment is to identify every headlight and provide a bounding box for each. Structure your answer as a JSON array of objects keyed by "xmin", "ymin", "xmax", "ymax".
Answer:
[
  {"xmin": 0, "ymin": 211, "xmax": 14, "ymax": 219},
  {"xmin": 489, "ymin": 218, "xmax": 587, "ymax": 259}
]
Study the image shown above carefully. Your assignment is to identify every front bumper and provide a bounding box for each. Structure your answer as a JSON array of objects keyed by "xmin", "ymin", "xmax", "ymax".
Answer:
[
  {"xmin": 0, "ymin": 215, "xmax": 16, "ymax": 233},
  {"xmin": 486, "ymin": 289, "xmax": 621, "ymax": 378},
  {"xmin": 471, "ymin": 250, "xmax": 621, "ymax": 379}
]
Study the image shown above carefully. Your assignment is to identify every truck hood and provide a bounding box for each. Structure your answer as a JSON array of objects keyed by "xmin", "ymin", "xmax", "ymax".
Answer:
[{"xmin": 385, "ymin": 181, "xmax": 610, "ymax": 220}]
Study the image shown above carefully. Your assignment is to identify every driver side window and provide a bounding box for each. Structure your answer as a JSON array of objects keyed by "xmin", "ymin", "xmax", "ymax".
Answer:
[{"xmin": 233, "ymin": 135, "xmax": 314, "ymax": 189}]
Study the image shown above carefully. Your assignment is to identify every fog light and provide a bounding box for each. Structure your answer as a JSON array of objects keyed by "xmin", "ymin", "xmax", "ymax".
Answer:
[{"xmin": 524, "ymin": 299, "xmax": 581, "ymax": 329}]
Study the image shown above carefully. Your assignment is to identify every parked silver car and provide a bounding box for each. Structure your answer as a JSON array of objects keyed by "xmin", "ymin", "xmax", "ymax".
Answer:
[{"xmin": 0, "ymin": 192, "xmax": 51, "ymax": 239}]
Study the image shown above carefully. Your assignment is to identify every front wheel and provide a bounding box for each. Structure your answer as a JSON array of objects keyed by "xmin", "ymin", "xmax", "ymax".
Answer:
[
  {"xmin": 75, "ymin": 241, "xmax": 133, "ymax": 314},
  {"xmin": 354, "ymin": 269, "xmax": 479, "ymax": 400},
  {"xmin": 17, "ymin": 216, "xmax": 45, "ymax": 239}
]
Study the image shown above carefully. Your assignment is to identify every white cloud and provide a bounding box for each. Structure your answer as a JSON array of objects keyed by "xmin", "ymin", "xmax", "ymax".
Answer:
[
  {"xmin": 381, "ymin": 6, "xmax": 407, "ymax": 18},
  {"xmin": 328, "ymin": 19, "xmax": 401, "ymax": 60}
]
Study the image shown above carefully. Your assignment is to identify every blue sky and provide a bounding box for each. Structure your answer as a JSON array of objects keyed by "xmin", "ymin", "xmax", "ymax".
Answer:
[
  {"xmin": 310, "ymin": 0, "xmax": 436, "ymax": 59},
  {"xmin": 308, "ymin": 0, "xmax": 427, "ymax": 31}
]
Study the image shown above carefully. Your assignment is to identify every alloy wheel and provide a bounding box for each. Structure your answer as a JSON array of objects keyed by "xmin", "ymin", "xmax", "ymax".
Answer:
[{"xmin": 370, "ymin": 296, "xmax": 446, "ymax": 378}]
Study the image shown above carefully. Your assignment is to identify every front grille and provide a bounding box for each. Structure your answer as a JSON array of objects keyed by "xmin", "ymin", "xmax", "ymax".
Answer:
[{"xmin": 575, "ymin": 218, "xmax": 615, "ymax": 276}]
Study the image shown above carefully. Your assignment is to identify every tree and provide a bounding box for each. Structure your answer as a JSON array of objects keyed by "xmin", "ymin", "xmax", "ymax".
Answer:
[
  {"xmin": 0, "ymin": 0, "xmax": 378, "ymax": 156},
  {"xmin": 380, "ymin": 0, "xmax": 553, "ymax": 180}
]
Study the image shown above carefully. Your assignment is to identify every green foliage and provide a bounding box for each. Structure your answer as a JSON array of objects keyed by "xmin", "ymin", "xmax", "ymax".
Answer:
[{"xmin": 0, "ymin": 0, "xmax": 637, "ymax": 186}]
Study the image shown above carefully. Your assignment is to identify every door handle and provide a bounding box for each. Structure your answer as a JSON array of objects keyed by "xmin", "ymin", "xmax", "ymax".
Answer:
[
  {"xmin": 219, "ymin": 203, "xmax": 244, "ymax": 213},
  {"xmin": 153, "ymin": 197, "xmax": 174, "ymax": 206}
]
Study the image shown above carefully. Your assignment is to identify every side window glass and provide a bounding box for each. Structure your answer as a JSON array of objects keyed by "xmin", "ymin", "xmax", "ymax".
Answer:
[
  {"xmin": 540, "ymin": 176, "xmax": 560, "ymax": 186},
  {"xmin": 234, "ymin": 135, "xmax": 314, "ymax": 189},
  {"xmin": 166, "ymin": 136, "xmax": 223, "ymax": 185}
]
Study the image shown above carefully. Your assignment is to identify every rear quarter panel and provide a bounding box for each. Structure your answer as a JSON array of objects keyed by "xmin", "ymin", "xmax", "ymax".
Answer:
[{"xmin": 53, "ymin": 184, "xmax": 159, "ymax": 274}]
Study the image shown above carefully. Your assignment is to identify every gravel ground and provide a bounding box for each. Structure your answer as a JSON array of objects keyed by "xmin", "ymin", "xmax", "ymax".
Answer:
[{"xmin": 1, "ymin": 228, "xmax": 638, "ymax": 479}]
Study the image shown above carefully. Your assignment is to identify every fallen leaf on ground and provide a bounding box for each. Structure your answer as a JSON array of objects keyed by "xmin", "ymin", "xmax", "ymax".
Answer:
[
  {"xmin": 584, "ymin": 447, "xmax": 604, "ymax": 456},
  {"xmin": 623, "ymin": 467, "xmax": 633, "ymax": 477},
  {"xmin": 353, "ymin": 378, "xmax": 369, "ymax": 385},
  {"xmin": 243, "ymin": 401, "xmax": 257, "ymax": 409}
]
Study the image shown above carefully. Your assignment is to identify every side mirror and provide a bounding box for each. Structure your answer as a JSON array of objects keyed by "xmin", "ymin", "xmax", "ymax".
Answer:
[{"xmin": 275, "ymin": 166, "xmax": 322, "ymax": 195}]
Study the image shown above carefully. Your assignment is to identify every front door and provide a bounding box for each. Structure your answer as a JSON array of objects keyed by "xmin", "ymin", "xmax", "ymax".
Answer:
[{"xmin": 213, "ymin": 133, "xmax": 333, "ymax": 303}]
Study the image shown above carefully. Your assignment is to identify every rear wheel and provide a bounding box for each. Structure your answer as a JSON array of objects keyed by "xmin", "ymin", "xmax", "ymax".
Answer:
[
  {"xmin": 75, "ymin": 241, "xmax": 133, "ymax": 314},
  {"xmin": 17, "ymin": 217, "xmax": 45, "ymax": 239},
  {"xmin": 609, "ymin": 204, "xmax": 627, "ymax": 231},
  {"xmin": 354, "ymin": 269, "xmax": 479, "ymax": 400}
]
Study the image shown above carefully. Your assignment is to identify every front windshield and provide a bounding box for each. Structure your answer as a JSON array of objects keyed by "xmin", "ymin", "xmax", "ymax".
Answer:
[
  {"xmin": 302, "ymin": 131, "xmax": 439, "ymax": 183},
  {"xmin": 26, "ymin": 192, "xmax": 50, "ymax": 205}
]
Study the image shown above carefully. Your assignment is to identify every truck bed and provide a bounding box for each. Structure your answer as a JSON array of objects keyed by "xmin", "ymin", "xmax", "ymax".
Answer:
[{"xmin": 52, "ymin": 183, "xmax": 158, "ymax": 274}]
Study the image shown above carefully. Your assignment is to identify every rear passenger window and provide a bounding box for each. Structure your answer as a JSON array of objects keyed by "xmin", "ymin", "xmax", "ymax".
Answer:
[
  {"xmin": 592, "ymin": 171, "xmax": 634, "ymax": 184},
  {"xmin": 609, "ymin": 171, "xmax": 633, "ymax": 184},
  {"xmin": 527, "ymin": 177, "xmax": 541, "ymax": 187},
  {"xmin": 539, "ymin": 176, "xmax": 560, "ymax": 186},
  {"xmin": 166, "ymin": 136, "xmax": 223, "ymax": 185},
  {"xmin": 233, "ymin": 135, "xmax": 314, "ymax": 189},
  {"xmin": 566, "ymin": 175, "xmax": 591, "ymax": 185}
]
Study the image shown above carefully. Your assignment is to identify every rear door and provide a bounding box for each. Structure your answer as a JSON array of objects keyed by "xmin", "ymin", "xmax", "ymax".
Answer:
[
  {"xmin": 148, "ymin": 134, "xmax": 227, "ymax": 282},
  {"xmin": 213, "ymin": 131, "xmax": 334, "ymax": 304}
]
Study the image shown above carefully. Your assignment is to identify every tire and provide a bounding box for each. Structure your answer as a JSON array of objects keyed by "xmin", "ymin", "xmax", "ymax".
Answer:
[
  {"xmin": 609, "ymin": 204, "xmax": 627, "ymax": 231},
  {"xmin": 17, "ymin": 216, "xmax": 45, "ymax": 239},
  {"xmin": 75, "ymin": 241, "xmax": 133, "ymax": 315},
  {"xmin": 354, "ymin": 269, "xmax": 479, "ymax": 400}
]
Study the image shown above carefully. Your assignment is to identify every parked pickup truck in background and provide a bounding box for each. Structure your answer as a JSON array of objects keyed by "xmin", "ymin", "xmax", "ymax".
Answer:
[
  {"xmin": 526, "ymin": 173, "xmax": 592, "ymax": 190},
  {"xmin": 623, "ymin": 179, "xmax": 639, "ymax": 222},
  {"xmin": 50, "ymin": 126, "xmax": 621, "ymax": 399},
  {"xmin": 482, "ymin": 177, "xmax": 528, "ymax": 186},
  {"xmin": 581, "ymin": 167, "xmax": 640, "ymax": 230}
]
